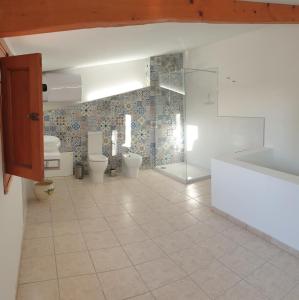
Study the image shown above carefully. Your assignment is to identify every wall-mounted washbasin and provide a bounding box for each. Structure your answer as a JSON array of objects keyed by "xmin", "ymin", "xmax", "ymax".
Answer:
[{"xmin": 44, "ymin": 135, "xmax": 61, "ymax": 152}]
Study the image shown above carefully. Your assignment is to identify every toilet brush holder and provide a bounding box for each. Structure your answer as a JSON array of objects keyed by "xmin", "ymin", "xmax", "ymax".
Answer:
[{"xmin": 110, "ymin": 168, "xmax": 117, "ymax": 177}]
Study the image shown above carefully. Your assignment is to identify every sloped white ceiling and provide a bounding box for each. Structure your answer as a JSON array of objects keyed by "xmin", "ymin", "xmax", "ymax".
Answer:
[{"xmin": 5, "ymin": 23, "xmax": 262, "ymax": 71}]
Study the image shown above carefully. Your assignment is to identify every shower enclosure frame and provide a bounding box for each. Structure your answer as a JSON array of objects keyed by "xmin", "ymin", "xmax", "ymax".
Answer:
[{"xmin": 154, "ymin": 67, "xmax": 218, "ymax": 184}]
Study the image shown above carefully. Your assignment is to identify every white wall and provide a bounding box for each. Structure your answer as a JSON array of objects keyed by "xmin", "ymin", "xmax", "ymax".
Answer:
[
  {"xmin": 212, "ymin": 157, "xmax": 299, "ymax": 251},
  {"xmin": 44, "ymin": 58, "xmax": 150, "ymax": 110},
  {"xmin": 22, "ymin": 179, "xmax": 35, "ymax": 219},
  {"xmin": 184, "ymin": 66, "xmax": 264, "ymax": 170},
  {"xmin": 0, "ymin": 44, "xmax": 25, "ymax": 300},
  {"xmin": 0, "ymin": 167, "xmax": 24, "ymax": 299},
  {"xmin": 238, "ymin": 148, "xmax": 299, "ymax": 176},
  {"xmin": 185, "ymin": 25, "xmax": 299, "ymax": 174}
]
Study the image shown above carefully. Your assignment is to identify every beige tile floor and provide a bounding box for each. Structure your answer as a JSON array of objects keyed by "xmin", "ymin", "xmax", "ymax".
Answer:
[{"xmin": 18, "ymin": 170, "xmax": 299, "ymax": 300}]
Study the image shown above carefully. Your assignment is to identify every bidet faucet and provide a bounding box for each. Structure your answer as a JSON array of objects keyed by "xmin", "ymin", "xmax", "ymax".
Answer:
[{"xmin": 123, "ymin": 147, "xmax": 130, "ymax": 154}]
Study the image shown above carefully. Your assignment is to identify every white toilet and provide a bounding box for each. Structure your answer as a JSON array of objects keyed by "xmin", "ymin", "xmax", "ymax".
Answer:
[
  {"xmin": 122, "ymin": 153, "xmax": 143, "ymax": 178},
  {"xmin": 88, "ymin": 131, "xmax": 108, "ymax": 183}
]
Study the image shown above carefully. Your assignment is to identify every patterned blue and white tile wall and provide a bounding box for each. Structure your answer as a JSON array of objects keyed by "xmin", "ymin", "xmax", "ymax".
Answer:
[
  {"xmin": 44, "ymin": 53, "xmax": 184, "ymax": 172},
  {"xmin": 151, "ymin": 53, "xmax": 185, "ymax": 166}
]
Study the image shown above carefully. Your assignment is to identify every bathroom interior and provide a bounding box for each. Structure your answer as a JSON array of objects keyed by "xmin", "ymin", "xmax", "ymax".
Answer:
[
  {"xmin": 3, "ymin": 19, "xmax": 299, "ymax": 300},
  {"xmin": 42, "ymin": 52, "xmax": 264, "ymax": 184}
]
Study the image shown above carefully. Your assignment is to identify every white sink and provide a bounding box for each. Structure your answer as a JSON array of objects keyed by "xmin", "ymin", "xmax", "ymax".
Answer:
[{"xmin": 44, "ymin": 135, "xmax": 61, "ymax": 152}]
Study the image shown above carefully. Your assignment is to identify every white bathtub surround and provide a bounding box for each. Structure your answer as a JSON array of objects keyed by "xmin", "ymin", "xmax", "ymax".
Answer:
[
  {"xmin": 238, "ymin": 148, "xmax": 299, "ymax": 176},
  {"xmin": 212, "ymin": 148, "xmax": 299, "ymax": 252}
]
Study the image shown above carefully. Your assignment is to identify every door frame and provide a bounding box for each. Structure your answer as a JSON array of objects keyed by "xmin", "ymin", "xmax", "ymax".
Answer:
[{"xmin": 0, "ymin": 39, "xmax": 13, "ymax": 193}]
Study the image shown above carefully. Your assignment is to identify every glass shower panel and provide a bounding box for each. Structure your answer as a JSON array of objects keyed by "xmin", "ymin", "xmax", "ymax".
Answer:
[
  {"xmin": 184, "ymin": 67, "xmax": 265, "ymax": 183},
  {"xmin": 154, "ymin": 68, "xmax": 219, "ymax": 184},
  {"xmin": 155, "ymin": 66, "xmax": 263, "ymax": 184},
  {"xmin": 155, "ymin": 70, "xmax": 187, "ymax": 183},
  {"xmin": 184, "ymin": 68, "xmax": 218, "ymax": 183}
]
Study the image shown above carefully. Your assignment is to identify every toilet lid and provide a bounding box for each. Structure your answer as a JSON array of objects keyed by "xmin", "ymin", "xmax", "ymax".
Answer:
[{"xmin": 88, "ymin": 154, "xmax": 108, "ymax": 162}]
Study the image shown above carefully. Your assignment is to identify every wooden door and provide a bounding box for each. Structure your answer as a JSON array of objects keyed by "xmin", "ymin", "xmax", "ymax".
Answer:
[{"xmin": 0, "ymin": 53, "xmax": 44, "ymax": 181}]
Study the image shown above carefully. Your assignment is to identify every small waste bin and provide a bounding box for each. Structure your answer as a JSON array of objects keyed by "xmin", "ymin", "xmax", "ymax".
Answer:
[
  {"xmin": 110, "ymin": 168, "xmax": 117, "ymax": 177},
  {"xmin": 75, "ymin": 163, "xmax": 84, "ymax": 179}
]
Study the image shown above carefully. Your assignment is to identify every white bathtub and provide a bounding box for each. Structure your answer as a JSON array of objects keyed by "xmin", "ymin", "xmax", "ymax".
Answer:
[{"xmin": 211, "ymin": 148, "xmax": 299, "ymax": 251}]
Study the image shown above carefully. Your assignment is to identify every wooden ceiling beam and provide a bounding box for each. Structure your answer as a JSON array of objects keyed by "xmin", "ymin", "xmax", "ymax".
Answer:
[{"xmin": 1, "ymin": 0, "xmax": 299, "ymax": 37}]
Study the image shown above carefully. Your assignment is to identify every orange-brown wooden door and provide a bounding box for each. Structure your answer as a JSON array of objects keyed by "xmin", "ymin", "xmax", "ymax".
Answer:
[{"xmin": 0, "ymin": 53, "xmax": 44, "ymax": 181}]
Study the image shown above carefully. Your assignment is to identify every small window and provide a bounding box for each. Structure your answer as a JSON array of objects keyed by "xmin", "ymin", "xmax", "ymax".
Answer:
[
  {"xmin": 123, "ymin": 114, "xmax": 131, "ymax": 148},
  {"xmin": 175, "ymin": 113, "xmax": 183, "ymax": 150},
  {"xmin": 111, "ymin": 130, "xmax": 118, "ymax": 156}
]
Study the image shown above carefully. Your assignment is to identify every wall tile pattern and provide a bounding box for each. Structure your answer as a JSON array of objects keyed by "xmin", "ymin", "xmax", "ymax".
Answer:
[
  {"xmin": 44, "ymin": 53, "xmax": 184, "ymax": 172},
  {"xmin": 150, "ymin": 54, "xmax": 185, "ymax": 166},
  {"xmin": 44, "ymin": 88, "xmax": 154, "ymax": 171}
]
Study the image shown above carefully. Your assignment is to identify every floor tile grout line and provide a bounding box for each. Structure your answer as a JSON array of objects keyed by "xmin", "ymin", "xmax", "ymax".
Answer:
[
  {"xmin": 283, "ymin": 283, "xmax": 299, "ymax": 300},
  {"xmin": 89, "ymin": 175, "xmax": 199, "ymax": 296},
  {"xmin": 114, "ymin": 175, "xmax": 272, "ymax": 298},
  {"xmin": 123, "ymin": 291, "xmax": 157, "ymax": 300},
  {"xmin": 266, "ymin": 259, "xmax": 299, "ymax": 280},
  {"xmin": 111, "ymin": 204, "xmax": 195, "ymax": 294},
  {"xmin": 18, "ymin": 177, "xmax": 68, "ymax": 297},
  {"xmin": 150, "ymin": 274, "xmax": 213, "ymax": 300},
  {"xmin": 159, "ymin": 235, "xmax": 243, "ymax": 299},
  {"xmin": 65, "ymin": 176, "xmax": 109, "ymax": 300},
  {"xmin": 216, "ymin": 246, "xmax": 267, "ymax": 277},
  {"xmin": 209, "ymin": 247, "xmax": 298, "ymax": 299},
  {"xmin": 54, "ymin": 176, "xmax": 74, "ymax": 300},
  {"xmin": 95, "ymin": 178, "xmax": 209, "ymax": 256},
  {"xmin": 23, "ymin": 173, "xmax": 290, "ymax": 300},
  {"xmin": 19, "ymin": 233, "xmax": 204, "ymax": 281},
  {"xmin": 241, "ymin": 260, "xmax": 299, "ymax": 300},
  {"xmin": 200, "ymin": 252, "xmax": 247, "ymax": 296},
  {"xmin": 91, "ymin": 190, "xmax": 152, "ymax": 298}
]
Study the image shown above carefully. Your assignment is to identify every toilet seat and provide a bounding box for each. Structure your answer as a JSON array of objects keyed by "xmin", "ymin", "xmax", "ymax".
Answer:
[{"xmin": 88, "ymin": 154, "xmax": 108, "ymax": 162}]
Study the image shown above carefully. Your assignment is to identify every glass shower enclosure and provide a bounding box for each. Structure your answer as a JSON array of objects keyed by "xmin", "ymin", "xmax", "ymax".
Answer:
[{"xmin": 154, "ymin": 68, "xmax": 218, "ymax": 184}]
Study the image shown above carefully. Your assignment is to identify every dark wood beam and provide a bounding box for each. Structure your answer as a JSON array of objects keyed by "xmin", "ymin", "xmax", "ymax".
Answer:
[{"xmin": 1, "ymin": 0, "xmax": 299, "ymax": 37}]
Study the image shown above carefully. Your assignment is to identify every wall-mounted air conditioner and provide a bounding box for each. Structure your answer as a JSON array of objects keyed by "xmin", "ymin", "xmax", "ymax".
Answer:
[{"xmin": 43, "ymin": 72, "xmax": 82, "ymax": 102}]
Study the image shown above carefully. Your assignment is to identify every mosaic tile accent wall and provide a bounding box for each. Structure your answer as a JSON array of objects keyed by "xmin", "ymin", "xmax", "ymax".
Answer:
[
  {"xmin": 44, "ymin": 53, "xmax": 184, "ymax": 172},
  {"xmin": 44, "ymin": 88, "xmax": 155, "ymax": 171},
  {"xmin": 150, "ymin": 53, "xmax": 185, "ymax": 166}
]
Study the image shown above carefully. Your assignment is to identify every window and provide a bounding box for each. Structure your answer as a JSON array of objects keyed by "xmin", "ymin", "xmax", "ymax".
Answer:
[
  {"xmin": 175, "ymin": 113, "xmax": 183, "ymax": 150},
  {"xmin": 123, "ymin": 114, "xmax": 131, "ymax": 148},
  {"xmin": 111, "ymin": 130, "xmax": 118, "ymax": 156}
]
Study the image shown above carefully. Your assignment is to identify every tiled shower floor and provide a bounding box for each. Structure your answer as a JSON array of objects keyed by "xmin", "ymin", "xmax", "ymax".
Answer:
[
  {"xmin": 18, "ymin": 170, "xmax": 299, "ymax": 299},
  {"xmin": 155, "ymin": 162, "xmax": 210, "ymax": 183}
]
